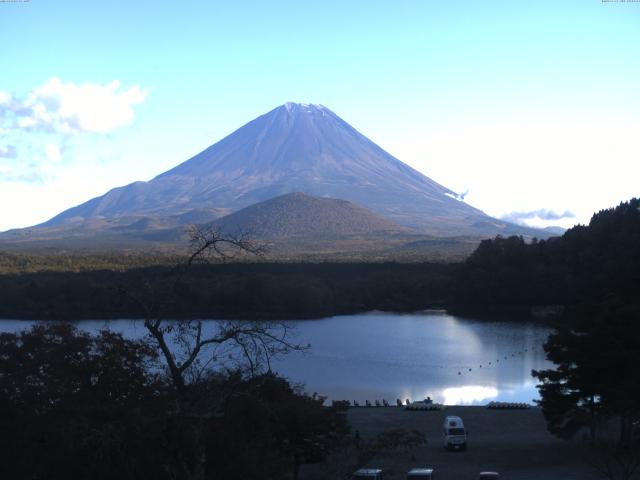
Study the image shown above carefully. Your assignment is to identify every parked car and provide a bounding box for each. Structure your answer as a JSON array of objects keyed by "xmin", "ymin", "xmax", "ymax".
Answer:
[
  {"xmin": 407, "ymin": 467, "xmax": 435, "ymax": 479},
  {"xmin": 442, "ymin": 415, "xmax": 467, "ymax": 450},
  {"xmin": 478, "ymin": 472, "xmax": 500, "ymax": 479},
  {"xmin": 353, "ymin": 468, "xmax": 383, "ymax": 479}
]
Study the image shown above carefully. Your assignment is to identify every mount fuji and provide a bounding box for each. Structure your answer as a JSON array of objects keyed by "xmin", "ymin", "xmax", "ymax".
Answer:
[{"xmin": 4, "ymin": 102, "xmax": 544, "ymax": 247}]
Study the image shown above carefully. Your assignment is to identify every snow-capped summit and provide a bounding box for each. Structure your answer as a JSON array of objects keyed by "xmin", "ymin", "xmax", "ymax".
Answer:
[{"xmin": 283, "ymin": 102, "xmax": 329, "ymax": 114}]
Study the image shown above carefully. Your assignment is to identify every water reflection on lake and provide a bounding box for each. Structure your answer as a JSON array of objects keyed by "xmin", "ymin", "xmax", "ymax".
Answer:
[
  {"xmin": 271, "ymin": 311, "xmax": 552, "ymax": 405},
  {"xmin": 0, "ymin": 311, "xmax": 552, "ymax": 405}
]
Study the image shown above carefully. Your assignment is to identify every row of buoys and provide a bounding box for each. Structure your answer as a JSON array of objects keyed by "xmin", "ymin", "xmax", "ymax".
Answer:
[
  {"xmin": 335, "ymin": 398, "xmax": 531, "ymax": 409},
  {"xmin": 487, "ymin": 401, "xmax": 531, "ymax": 409},
  {"xmin": 456, "ymin": 347, "xmax": 538, "ymax": 376},
  {"xmin": 345, "ymin": 398, "xmax": 445, "ymax": 408},
  {"xmin": 350, "ymin": 399, "xmax": 392, "ymax": 407},
  {"xmin": 405, "ymin": 402, "xmax": 444, "ymax": 411}
]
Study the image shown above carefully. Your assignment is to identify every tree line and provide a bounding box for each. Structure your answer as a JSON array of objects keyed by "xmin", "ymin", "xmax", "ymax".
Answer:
[
  {"xmin": 453, "ymin": 199, "xmax": 639, "ymax": 312},
  {"xmin": 0, "ymin": 261, "xmax": 454, "ymax": 320},
  {"xmin": 453, "ymin": 198, "xmax": 640, "ymax": 476}
]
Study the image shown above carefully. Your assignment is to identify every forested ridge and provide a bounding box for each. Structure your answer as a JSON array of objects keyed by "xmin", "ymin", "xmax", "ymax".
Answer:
[
  {"xmin": 452, "ymin": 198, "xmax": 640, "ymax": 315},
  {"xmin": 0, "ymin": 262, "xmax": 454, "ymax": 320},
  {"xmin": 1, "ymin": 199, "xmax": 638, "ymax": 321}
]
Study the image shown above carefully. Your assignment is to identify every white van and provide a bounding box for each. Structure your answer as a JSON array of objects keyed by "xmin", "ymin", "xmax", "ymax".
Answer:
[{"xmin": 442, "ymin": 415, "xmax": 467, "ymax": 450}]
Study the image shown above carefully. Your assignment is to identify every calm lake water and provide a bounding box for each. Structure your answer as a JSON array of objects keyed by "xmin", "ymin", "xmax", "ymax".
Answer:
[{"xmin": 0, "ymin": 311, "xmax": 553, "ymax": 405}]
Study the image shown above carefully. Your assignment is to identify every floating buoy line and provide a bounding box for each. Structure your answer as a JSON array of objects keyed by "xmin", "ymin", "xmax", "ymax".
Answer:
[{"xmin": 453, "ymin": 346, "xmax": 540, "ymax": 378}]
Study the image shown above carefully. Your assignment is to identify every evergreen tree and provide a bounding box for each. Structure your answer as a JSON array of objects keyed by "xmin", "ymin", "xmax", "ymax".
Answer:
[{"xmin": 533, "ymin": 199, "xmax": 640, "ymax": 444}]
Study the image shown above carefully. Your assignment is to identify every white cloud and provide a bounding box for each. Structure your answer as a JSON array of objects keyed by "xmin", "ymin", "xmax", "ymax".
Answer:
[
  {"xmin": 0, "ymin": 91, "xmax": 11, "ymax": 105},
  {"xmin": 500, "ymin": 209, "xmax": 576, "ymax": 228},
  {"xmin": 45, "ymin": 143, "xmax": 62, "ymax": 163},
  {"xmin": 17, "ymin": 117, "xmax": 36, "ymax": 129},
  {"xmin": 2, "ymin": 77, "xmax": 148, "ymax": 134},
  {"xmin": 0, "ymin": 78, "xmax": 147, "ymax": 186}
]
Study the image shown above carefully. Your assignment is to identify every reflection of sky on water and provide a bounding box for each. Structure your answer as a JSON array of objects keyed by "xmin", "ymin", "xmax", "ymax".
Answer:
[
  {"xmin": 441, "ymin": 386, "xmax": 498, "ymax": 405},
  {"xmin": 270, "ymin": 312, "xmax": 553, "ymax": 405},
  {"xmin": 0, "ymin": 312, "xmax": 553, "ymax": 405}
]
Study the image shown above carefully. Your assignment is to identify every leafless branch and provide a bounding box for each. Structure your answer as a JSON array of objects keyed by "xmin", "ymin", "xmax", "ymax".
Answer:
[{"xmin": 120, "ymin": 225, "xmax": 304, "ymax": 397}]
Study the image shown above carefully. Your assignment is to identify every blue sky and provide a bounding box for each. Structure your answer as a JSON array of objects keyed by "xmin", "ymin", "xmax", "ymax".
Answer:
[{"xmin": 1, "ymin": 0, "xmax": 639, "ymax": 231}]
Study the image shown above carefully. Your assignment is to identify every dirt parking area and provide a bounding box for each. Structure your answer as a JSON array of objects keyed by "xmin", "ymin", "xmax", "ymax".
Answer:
[{"xmin": 342, "ymin": 406, "xmax": 599, "ymax": 480}]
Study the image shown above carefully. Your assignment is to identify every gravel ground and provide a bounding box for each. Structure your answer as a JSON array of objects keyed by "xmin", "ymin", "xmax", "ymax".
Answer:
[{"xmin": 340, "ymin": 406, "xmax": 600, "ymax": 480}]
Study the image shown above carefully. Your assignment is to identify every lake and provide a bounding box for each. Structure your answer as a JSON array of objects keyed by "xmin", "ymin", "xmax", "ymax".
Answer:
[{"xmin": 0, "ymin": 311, "xmax": 553, "ymax": 405}]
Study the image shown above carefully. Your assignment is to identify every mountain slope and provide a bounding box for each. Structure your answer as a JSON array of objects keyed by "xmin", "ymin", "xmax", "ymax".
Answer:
[
  {"xmin": 212, "ymin": 192, "xmax": 409, "ymax": 238},
  {"xmin": 38, "ymin": 102, "xmax": 531, "ymax": 237}
]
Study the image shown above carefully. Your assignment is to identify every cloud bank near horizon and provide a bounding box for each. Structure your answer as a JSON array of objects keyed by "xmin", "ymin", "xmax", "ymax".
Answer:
[{"xmin": 500, "ymin": 209, "xmax": 576, "ymax": 227}]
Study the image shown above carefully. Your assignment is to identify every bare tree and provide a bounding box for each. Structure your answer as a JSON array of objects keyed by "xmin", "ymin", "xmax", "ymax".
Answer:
[
  {"xmin": 128, "ymin": 225, "xmax": 305, "ymax": 390},
  {"xmin": 123, "ymin": 225, "xmax": 307, "ymax": 480}
]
